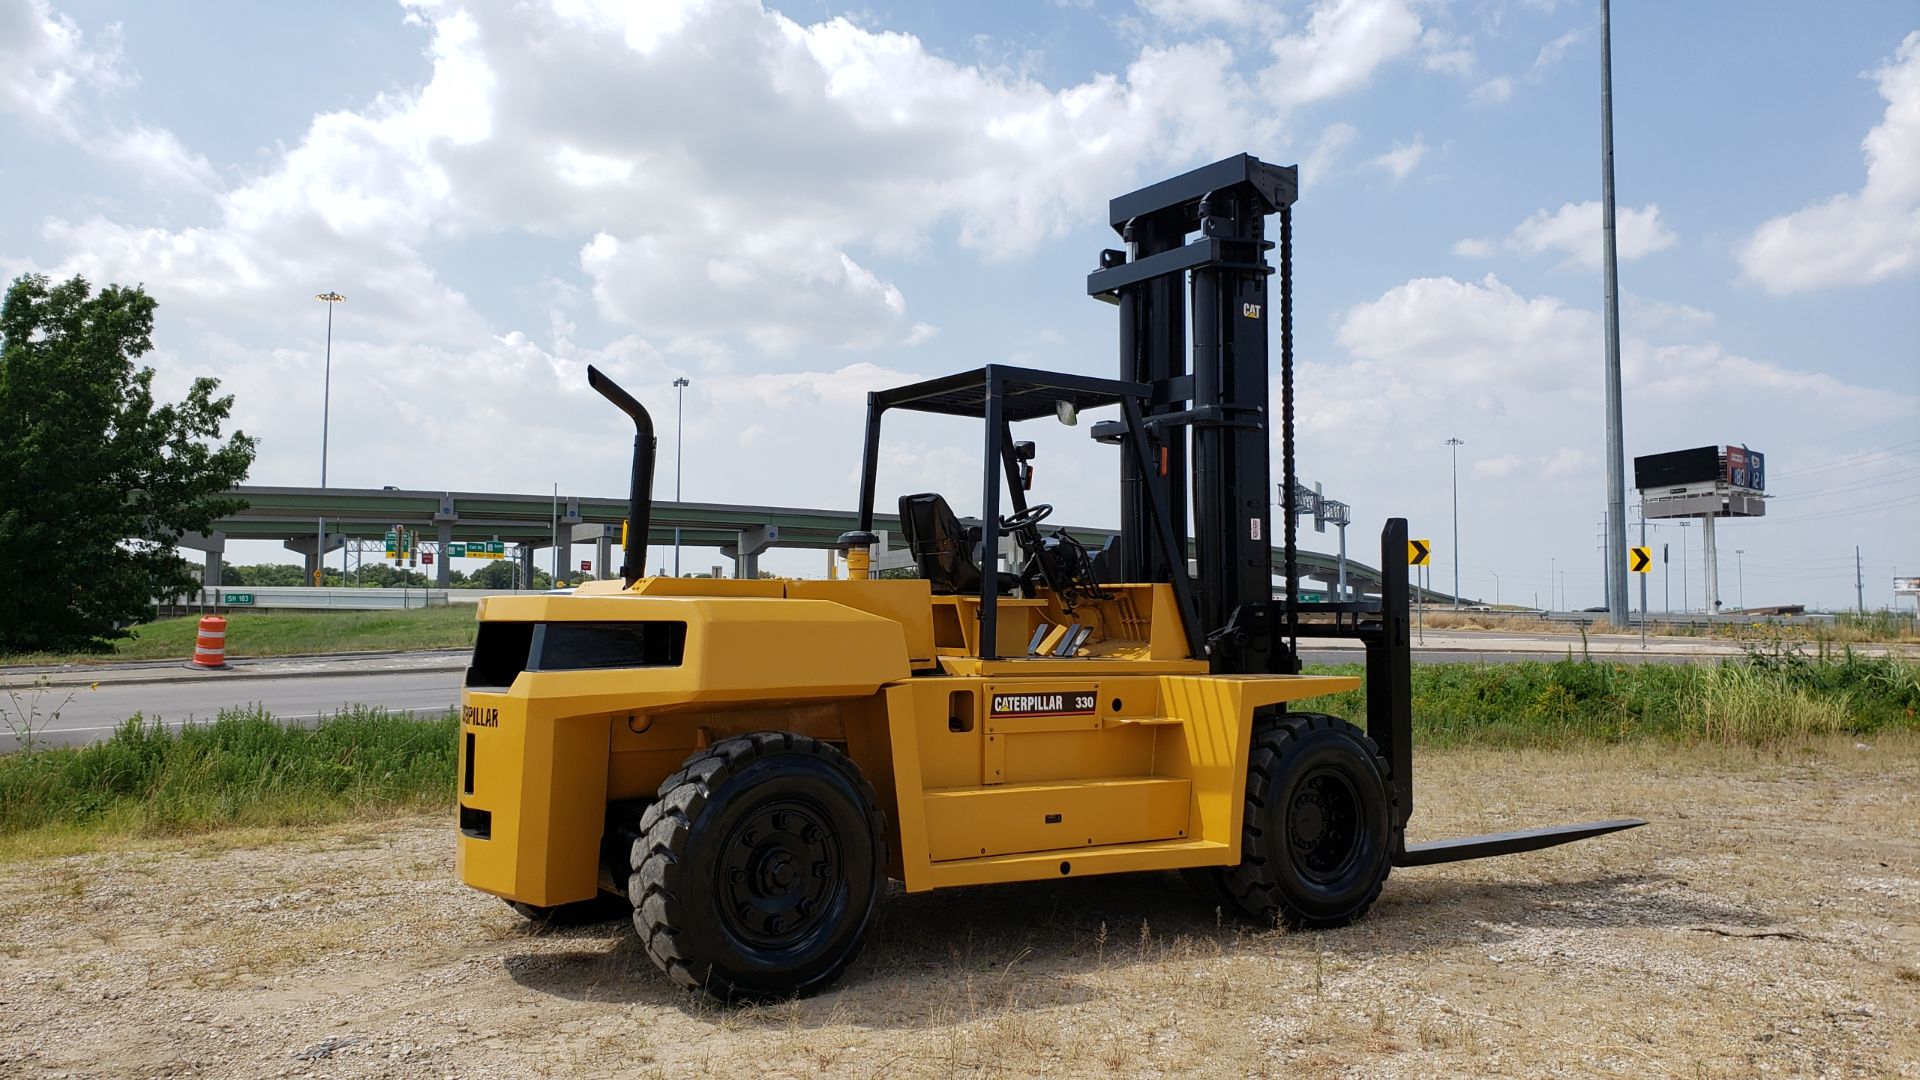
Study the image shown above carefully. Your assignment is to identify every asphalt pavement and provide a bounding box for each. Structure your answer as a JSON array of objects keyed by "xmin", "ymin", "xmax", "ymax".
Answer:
[{"xmin": 0, "ymin": 630, "xmax": 1801, "ymax": 751}]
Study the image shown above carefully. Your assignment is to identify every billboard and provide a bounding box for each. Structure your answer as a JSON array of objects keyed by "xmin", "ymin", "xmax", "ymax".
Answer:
[
  {"xmin": 1726, "ymin": 446, "xmax": 1765, "ymax": 491},
  {"xmin": 1635, "ymin": 445, "xmax": 1765, "ymax": 492},
  {"xmin": 1634, "ymin": 446, "xmax": 1720, "ymax": 490}
]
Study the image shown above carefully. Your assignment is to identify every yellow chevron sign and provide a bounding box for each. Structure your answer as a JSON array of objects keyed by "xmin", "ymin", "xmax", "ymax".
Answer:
[
  {"xmin": 1408, "ymin": 539, "xmax": 1431, "ymax": 566},
  {"xmin": 1630, "ymin": 546, "xmax": 1652, "ymax": 573}
]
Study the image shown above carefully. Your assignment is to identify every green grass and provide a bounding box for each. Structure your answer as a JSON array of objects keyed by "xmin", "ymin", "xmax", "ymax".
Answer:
[
  {"xmin": 1, "ymin": 651, "xmax": 1913, "ymax": 853},
  {"xmin": 1305, "ymin": 646, "xmax": 1920, "ymax": 747},
  {"xmin": 0, "ymin": 705, "xmax": 456, "ymax": 847},
  {"xmin": 1, "ymin": 604, "xmax": 479, "ymax": 665}
]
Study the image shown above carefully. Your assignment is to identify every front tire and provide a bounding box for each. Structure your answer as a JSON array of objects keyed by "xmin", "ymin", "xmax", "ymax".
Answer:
[
  {"xmin": 1218, "ymin": 713, "xmax": 1398, "ymax": 929},
  {"xmin": 630, "ymin": 732, "xmax": 887, "ymax": 1001}
]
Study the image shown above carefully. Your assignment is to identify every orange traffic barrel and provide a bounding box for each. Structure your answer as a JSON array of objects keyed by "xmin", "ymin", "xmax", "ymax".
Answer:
[{"xmin": 191, "ymin": 615, "xmax": 229, "ymax": 669}]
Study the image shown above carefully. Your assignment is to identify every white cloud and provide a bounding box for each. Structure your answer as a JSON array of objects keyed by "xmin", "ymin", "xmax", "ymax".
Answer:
[
  {"xmin": 1296, "ymin": 272, "xmax": 1916, "ymax": 608},
  {"xmin": 1418, "ymin": 28, "xmax": 1475, "ymax": 78},
  {"xmin": 1452, "ymin": 236, "xmax": 1495, "ymax": 257},
  {"xmin": 1470, "ymin": 76, "xmax": 1513, "ymax": 105},
  {"xmin": 0, "ymin": 0, "xmax": 219, "ymax": 195},
  {"xmin": 1301, "ymin": 121, "xmax": 1358, "ymax": 188},
  {"xmin": 1369, "ymin": 134, "xmax": 1428, "ymax": 182},
  {"xmin": 13, "ymin": 0, "xmax": 1463, "ymax": 523},
  {"xmin": 1499, "ymin": 201, "xmax": 1678, "ymax": 269},
  {"xmin": 1138, "ymin": 0, "xmax": 1264, "ymax": 27},
  {"xmin": 1531, "ymin": 29, "xmax": 1582, "ymax": 77},
  {"xmin": 0, "ymin": 0, "xmax": 125, "ymax": 132},
  {"xmin": 1737, "ymin": 32, "xmax": 1920, "ymax": 294},
  {"xmin": 1259, "ymin": 0, "xmax": 1423, "ymax": 110},
  {"xmin": 96, "ymin": 125, "xmax": 219, "ymax": 192}
]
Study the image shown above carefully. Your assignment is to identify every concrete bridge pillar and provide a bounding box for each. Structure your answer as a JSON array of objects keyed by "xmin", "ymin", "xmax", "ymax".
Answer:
[
  {"xmin": 720, "ymin": 524, "xmax": 778, "ymax": 579},
  {"xmin": 436, "ymin": 522, "xmax": 453, "ymax": 587},
  {"xmin": 433, "ymin": 494, "xmax": 458, "ymax": 588}
]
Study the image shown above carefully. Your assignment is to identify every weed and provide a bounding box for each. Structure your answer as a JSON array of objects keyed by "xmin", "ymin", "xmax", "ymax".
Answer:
[
  {"xmin": 0, "ymin": 704, "xmax": 456, "ymax": 841},
  {"xmin": 1305, "ymin": 651, "xmax": 1918, "ymax": 747},
  {"xmin": 0, "ymin": 676, "xmax": 78, "ymax": 754}
]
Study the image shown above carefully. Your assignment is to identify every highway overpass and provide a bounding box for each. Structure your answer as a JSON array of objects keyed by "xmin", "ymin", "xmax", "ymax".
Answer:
[{"xmin": 185, "ymin": 485, "xmax": 1462, "ymax": 603}]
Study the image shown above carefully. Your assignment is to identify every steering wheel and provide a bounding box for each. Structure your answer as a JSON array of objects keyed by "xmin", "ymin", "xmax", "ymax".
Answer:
[{"xmin": 999, "ymin": 503, "xmax": 1053, "ymax": 532}]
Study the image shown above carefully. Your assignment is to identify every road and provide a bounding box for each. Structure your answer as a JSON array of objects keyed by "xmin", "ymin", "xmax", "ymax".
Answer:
[
  {"xmin": 2, "ymin": 669, "xmax": 462, "ymax": 752},
  {"xmin": 2, "ymin": 637, "xmax": 1737, "ymax": 751}
]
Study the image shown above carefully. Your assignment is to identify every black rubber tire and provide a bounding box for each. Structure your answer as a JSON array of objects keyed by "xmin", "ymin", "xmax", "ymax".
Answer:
[
  {"xmin": 505, "ymin": 892, "xmax": 628, "ymax": 926},
  {"xmin": 1180, "ymin": 865, "xmax": 1237, "ymax": 913},
  {"xmin": 1218, "ymin": 713, "xmax": 1399, "ymax": 930},
  {"xmin": 630, "ymin": 732, "xmax": 887, "ymax": 1001}
]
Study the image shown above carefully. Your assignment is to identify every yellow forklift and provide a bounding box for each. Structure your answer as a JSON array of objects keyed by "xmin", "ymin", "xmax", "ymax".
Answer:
[{"xmin": 455, "ymin": 154, "xmax": 1641, "ymax": 1000}]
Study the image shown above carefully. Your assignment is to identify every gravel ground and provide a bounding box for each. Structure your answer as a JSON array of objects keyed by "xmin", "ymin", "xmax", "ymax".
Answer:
[{"xmin": 1, "ymin": 739, "xmax": 1915, "ymax": 1078}]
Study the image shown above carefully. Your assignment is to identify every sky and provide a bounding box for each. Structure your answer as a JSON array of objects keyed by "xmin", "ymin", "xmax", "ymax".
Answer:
[{"xmin": 1, "ymin": 0, "xmax": 1915, "ymax": 611}]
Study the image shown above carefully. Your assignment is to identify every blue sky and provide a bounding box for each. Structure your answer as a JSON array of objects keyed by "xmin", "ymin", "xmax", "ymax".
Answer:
[{"xmin": 3, "ymin": 0, "xmax": 1915, "ymax": 609}]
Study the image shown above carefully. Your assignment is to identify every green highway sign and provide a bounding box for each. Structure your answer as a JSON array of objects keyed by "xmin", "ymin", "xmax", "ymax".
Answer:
[
  {"xmin": 222, "ymin": 592, "xmax": 255, "ymax": 606},
  {"xmin": 1299, "ymin": 591, "xmax": 1324, "ymax": 603},
  {"xmin": 448, "ymin": 543, "xmax": 466, "ymax": 558}
]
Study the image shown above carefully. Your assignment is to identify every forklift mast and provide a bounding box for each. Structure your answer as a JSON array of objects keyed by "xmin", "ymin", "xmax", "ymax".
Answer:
[{"xmin": 1089, "ymin": 155, "xmax": 1301, "ymax": 675}]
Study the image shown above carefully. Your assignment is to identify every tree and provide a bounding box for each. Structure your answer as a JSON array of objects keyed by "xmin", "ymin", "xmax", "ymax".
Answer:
[
  {"xmin": 464, "ymin": 561, "xmax": 518, "ymax": 589},
  {"xmin": 228, "ymin": 563, "xmax": 310, "ymax": 587},
  {"xmin": 354, "ymin": 563, "xmax": 430, "ymax": 589},
  {"xmin": 0, "ymin": 274, "xmax": 256, "ymax": 652}
]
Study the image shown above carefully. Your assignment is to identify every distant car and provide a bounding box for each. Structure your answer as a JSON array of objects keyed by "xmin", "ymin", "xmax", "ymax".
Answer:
[{"xmin": 1581, "ymin": 605, "xmax": 1607, "ymax": 612}]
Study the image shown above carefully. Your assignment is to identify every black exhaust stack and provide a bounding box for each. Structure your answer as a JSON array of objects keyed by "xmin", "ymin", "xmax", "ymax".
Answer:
[{"xmin": 587, "ymin": 365, "xmax": 655, "ymax": 587}]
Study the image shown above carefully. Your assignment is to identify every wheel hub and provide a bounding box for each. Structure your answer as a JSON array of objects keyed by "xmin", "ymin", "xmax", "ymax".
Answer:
[
  {"xmin": 1288, "ymin": 767, "xmax": 1362, "ymax": 882},
  {"xmin": 718, "ymin": 797, "xmax": 840, "ymax": 950}
]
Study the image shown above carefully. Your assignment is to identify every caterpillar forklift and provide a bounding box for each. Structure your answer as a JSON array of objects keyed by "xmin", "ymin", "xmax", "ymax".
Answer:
[{"xmin": 455, "ymin": 153, "xmax": 1642, "ymax": 1000}]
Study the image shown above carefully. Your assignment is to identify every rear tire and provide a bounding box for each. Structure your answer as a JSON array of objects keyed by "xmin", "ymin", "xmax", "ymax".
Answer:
[
  {"xmin": 630, "ymin": 732, "xmax": 887, "ymax": 1001},
  {"xmin": 1218, "ymin": 713, "xmax": 1398, "ymax": 929}
]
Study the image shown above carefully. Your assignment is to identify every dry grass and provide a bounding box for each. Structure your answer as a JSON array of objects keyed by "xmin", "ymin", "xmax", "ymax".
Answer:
[
  {"xmin": 1414, "ymin": 611, "xmax": 1562, "ymax": 633},
  {"xmin": 1, "ymin": 737, "xmax": 1916, "ymax": 1077}
]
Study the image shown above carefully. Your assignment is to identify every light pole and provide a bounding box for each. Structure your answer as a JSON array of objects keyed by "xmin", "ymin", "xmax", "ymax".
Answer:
[
  {"xmin": 672, "ymin": 376, "xmax": 689, "ymax": 576},
  {"xmin": 1679, "ymin": 519, "xmax": 1691, "ymax": 612},
  {"xmin": 1599, "ymin": 0, "xmax": 1630, "ymax": 628},
  {"xmin": 1446, "ymin": 437, "xmax": 1463, "ymax": 608},
  {"xmin": 1489, "ymin": 570, "xmax": 1501, "ymax": 608},
  {"xmin": 1735, "ymin": 548, "xmax": 1745, "ymax": 611},
  {"xmin": 1550, "ymin": 556, "xmax": 1557, "ymax": 610},
  {"xmin": 315, "ymin": 291, "xmax": 345, "ymax": 586}
]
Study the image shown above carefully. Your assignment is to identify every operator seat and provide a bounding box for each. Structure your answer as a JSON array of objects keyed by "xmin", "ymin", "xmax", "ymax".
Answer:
[{"xmin": 897, "ymin": 493, "xmax": 1013, "ymax": 596}]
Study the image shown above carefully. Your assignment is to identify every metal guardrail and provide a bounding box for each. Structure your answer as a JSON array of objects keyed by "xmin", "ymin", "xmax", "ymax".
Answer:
[{"xmin": 159, "ymin": 586, "xmax": 532, "ymax": 613}]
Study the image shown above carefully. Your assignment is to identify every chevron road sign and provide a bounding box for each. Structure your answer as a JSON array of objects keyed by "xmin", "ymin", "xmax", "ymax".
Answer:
[
  {"xmin": 1408, "ymin": 539, "xmax": 1431, "ymax": 566},
  {"xmin": 1630, "ymin": 546, "xmax": 1652, "ymax": 573}
]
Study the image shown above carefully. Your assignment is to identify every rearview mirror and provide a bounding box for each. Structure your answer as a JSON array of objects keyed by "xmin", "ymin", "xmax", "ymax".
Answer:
[{"xmin": 1055, "ymin": 400, "xmax": 1077, "ymax": 426}]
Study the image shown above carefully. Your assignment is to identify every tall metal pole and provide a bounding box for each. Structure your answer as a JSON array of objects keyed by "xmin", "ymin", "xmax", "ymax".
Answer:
[
  {"xmin": 314, "ymin": 292, "xmax": 345, "ymax": 586},
  {"xmin": 1680, "ymin": 520, "xmax": 1690, "ymax": 612},
  {"xmin": 1856, "ymin": 546, "xmax": 1865, "ymax": 613},
  {"xmin": 1447, "ymin": 437, "xmax": 1463, "ymax": 608},
  {"xmin": 551, "ymin": 483, "xmax": 560, "ymax": 585},
  {"xmin": 1639, "ymin": 513, "xmax": 1648, "ymax": 645},
  {"xmin": 672, "ymin": 376, "xmax": 689, "ymax": 576},
  {"xmin": 1550, "ymin": 555, "xmax": 1557, "ymax": 611},
  {"xmin": 1735, "ymin": 548, "xmax": 1745, "ymax": 610},
  {"xmin": 1600, "ymin": 0, "xmax": 1630, "ymax": 627},
  {"xmin": 1490, "ymin": 570, "xmax": 1501, "ymax": 607},
  {"xmin": 1638, "ymin": 512, "xmax": 1648, "ymax": 624}
]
